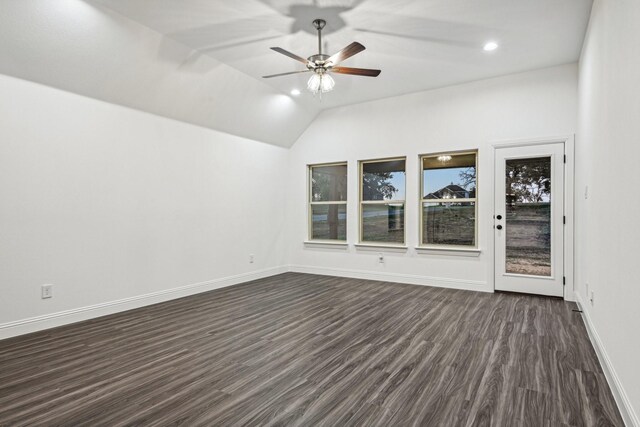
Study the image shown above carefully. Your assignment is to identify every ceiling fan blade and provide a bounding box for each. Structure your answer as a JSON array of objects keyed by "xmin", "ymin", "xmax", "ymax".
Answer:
[
  {"xmin": 270, "ymin": 47, "xmax": 310, "ymax": 65},
  {"xmin": 325, "ymin": 42, "xmax": 365, "ymax": 66},
  {"xmin": 262, "ymin": 70, "xmax": 309, "ymax": 78},
  {"xmin": 331, "ymin": 66, "xmax": 381, "ymax": 77}
]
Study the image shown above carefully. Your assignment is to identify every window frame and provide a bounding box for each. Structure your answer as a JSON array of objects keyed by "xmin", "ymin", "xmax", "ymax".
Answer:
[
  {"xmin": 419, "ymin": 150, "xmax": 479, "ymax": 249},
  {"xmin": 308, "ymin": 161, "xmax": 348, "ymax": 242},
  {"xmin": 359, "ymin": 156, "xmax": 407, "ymax": 246}
]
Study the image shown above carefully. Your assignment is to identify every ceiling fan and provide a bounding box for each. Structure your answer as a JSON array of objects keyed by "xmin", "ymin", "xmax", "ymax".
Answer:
[{"xmin": 263, "ymin": 18, "xmax": 381, "ymax": 94}]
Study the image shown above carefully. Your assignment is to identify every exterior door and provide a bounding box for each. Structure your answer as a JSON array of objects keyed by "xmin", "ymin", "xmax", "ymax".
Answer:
[{"xmin": 494, "ymin": 143, "xmax": 565, "ymax": 297}]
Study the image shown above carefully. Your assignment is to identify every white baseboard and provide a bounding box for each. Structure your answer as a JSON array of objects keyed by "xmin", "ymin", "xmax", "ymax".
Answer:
[
  {"xmin": 0, "ymin": 265, "xmax": 487, "ymax": 341},
  {"xmin": 288, "ymin": 264, "xmax": 490, "ymax": 292},
  {"xmin": 5, "ymin": 268, "xmax": 632, "ymax": 424},
  {"xmin": 575, "ymin": 293, "xmax": 639, "ymax": 427},
  {"xmin": 0, "ymin": 266, "xmax": 288, "ymax": 340}
]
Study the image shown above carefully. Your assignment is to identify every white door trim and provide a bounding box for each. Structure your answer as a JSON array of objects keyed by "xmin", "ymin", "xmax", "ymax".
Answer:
[{"xmin": 490, "ymin": 135, "xmax": 575, "ymax": 300}]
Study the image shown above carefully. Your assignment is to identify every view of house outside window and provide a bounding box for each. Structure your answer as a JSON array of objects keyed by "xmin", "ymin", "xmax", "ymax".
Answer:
[{"xmin": 421, "ymin": 151, "xmax": 478, "ymax": 247}]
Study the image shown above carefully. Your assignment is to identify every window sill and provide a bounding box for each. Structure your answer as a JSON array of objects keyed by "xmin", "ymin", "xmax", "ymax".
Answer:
[
  {"xmin": 415, "ymin": 246, "xmax": 481, "ymax": 257},
  {"xmin": 354, "ymin": 243, "xmax": 408, "ymax": 252},
  {"xmin": 304, "ymin": 240, "xmax": 348, "ymax": 247}
]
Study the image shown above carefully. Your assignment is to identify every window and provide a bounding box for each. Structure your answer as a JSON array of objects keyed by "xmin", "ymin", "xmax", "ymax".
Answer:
[
  {"xmin": 421, "ymin": 151, "xmax": 477, "ymax": 247},
  {"xmin": 359, "ymin": 158, "xmax": 406, "ymax": 244},
  {"xmin": 308, "ymin": 163, "xmax": 347, "ymax": 241}
]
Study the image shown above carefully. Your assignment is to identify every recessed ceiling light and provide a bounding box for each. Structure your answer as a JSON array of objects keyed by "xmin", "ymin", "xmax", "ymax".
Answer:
[
  {"xmin": 483, "ymin": 41, "xmax": 499, "ymax": 52},
  {"xmin": 290, "ymin": 89, "xmax": 301, "ymax": 96}
]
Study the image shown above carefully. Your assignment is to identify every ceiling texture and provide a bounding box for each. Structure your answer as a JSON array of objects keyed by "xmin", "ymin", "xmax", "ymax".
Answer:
[{"xmin": 0, "ymin": 0, "xmax": 593, "ymax": 146}]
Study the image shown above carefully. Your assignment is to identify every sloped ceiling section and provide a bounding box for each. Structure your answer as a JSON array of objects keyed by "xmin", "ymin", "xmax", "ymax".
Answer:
[
  {"xmin": 90, "ymin": 0, "xmax": 592, "ymax": 111},
  {"xmin": 0, "ymin": 0, "xmax": 592, "ymax": 147},
  {"xmin": 0, "ymin": 0, "xmax": 318, "ymax": 147}
]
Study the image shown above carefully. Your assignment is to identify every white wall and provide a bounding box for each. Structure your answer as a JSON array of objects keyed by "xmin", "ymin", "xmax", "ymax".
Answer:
[
  {"xmin": 287, "ymin": 64, "xmax": 578, "ymax": 292},
  {"xmin": 576, "ymin": 0, "xmax": 640, "ymax": 424},
  {"xmin": 0, "ymin": 74, "xmax": 289, "ymax": 338},
  {"xmin": 0, "ymin": 64, "xmax": 577, "ymax": 337},
  {"xmin": 0, "ymin": 9, "xmax": 636, "ymax": 419},
  {"xmin": 0, "ymin": 0, "xmax": 318, "ymax": 147},
  {"xmin": 0, "ymin": 64, "xmax": 581, "ymax": 329}
]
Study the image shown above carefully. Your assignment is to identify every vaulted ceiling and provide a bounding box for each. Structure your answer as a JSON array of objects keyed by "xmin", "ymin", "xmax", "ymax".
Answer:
[{"xmin": 0, "ymin": 0, "xmax": 592, "ymax": 146}]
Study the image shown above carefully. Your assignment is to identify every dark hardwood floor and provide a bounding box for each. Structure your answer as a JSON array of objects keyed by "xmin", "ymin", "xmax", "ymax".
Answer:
[{"xmin": 0, "ymin": 273, "xmax": 624, "ymax": 426}]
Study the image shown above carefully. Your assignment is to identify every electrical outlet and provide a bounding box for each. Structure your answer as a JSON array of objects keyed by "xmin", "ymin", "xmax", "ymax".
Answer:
[
  {"xmin": 41, "ymin": 284, "xmax": 53, "ymax": 299},
  {"xmin": 249, "ymin": 254, "xmax": 254, "ymax": 264},
  {"xmin": 378, "ymin": 253, "xmax": 384, "ymax": 264}
]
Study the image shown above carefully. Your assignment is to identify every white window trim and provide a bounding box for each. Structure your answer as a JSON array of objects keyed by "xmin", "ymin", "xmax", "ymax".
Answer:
[
  {"xmin": 354, "ymin": 243, "xmax": 408, "ymax": 252},
  {"xmin": 304, "ymin": 240, "xmax": 349, "ymax": 247},
  {"xmin": 359, "ymin": 157, "xmax": 407, "ymax": 246},
  {"xmin": 308, "ymin": 162, "xmax": 348, "ymax": 242},
  {"xmin": 415, "ymin": 246, "xmax": 481, "ymax": 257},
  {"xmin": 419, "ymin": 150, "xmax": 479, "ymax": 249}
]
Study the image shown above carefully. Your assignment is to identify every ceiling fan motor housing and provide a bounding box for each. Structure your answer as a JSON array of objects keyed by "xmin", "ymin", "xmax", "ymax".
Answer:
[
  {"xmin": 308, "ymin": 53, "xmax": 330, "ymax": 71},
  {"xmin": 263, "ymin": 18, "xmax": 381, "ymax": 81},
  {"xmin": 312, "ymin": 19, "xmax": 326, "ymax": 30}
]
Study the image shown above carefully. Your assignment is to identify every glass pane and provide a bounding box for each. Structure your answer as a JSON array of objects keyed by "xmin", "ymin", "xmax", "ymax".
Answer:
[
  {"xmin": 311, "ymin": 164, "xmax": 347, "ymax": 202},
  {"xmin": 423, "ymin": 153, "xmax": 476, "ymax": 199},
  {"xmin": 423, "ymin": 202, "xmax": 475, "ymax": 246},
  {"xmin": 505, "ymin": 157, "xmax": 551, "ymax": 276},
  {"xmin": 362, "ymin": 160, "xmax": 405, "ymax": 201},
  {"xmin": 362, "ymin": 204, "xmax": 404, "ymax": 243},
  {"xmin": 311, "ymin": 204, "xmax": 346, "ymax": 240}
]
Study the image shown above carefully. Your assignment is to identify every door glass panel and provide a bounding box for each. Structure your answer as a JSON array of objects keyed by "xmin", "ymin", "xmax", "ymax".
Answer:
[{"xmin": 505, "ymin": 157, "xmax": 551, "ymax": 276}]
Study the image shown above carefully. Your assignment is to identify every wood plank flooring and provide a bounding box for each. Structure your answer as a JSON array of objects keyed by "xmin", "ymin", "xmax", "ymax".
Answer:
[{"xmin": 0, "ymin": 273, "xmax": 624, "ymax": 426}]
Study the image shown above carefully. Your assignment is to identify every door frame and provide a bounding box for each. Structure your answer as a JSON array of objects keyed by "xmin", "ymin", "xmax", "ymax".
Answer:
[{"xmin": 490, "ymin": 135, "xmax": 575, "ymax": 301}]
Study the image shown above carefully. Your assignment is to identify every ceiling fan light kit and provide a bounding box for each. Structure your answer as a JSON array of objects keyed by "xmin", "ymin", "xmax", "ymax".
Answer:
[
  {"xmin": 263, "ymin": 18, "xmax": 381, "ymax": 96},
  {"xmin": 307, "ymin": 72, "xmax": 335, "ymax": 93}
]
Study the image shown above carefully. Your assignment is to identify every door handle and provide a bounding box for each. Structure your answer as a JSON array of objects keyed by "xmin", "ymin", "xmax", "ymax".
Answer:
[{"xmin": 496, "ymin": 224, "xmax": 503, "ymax": 230}]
